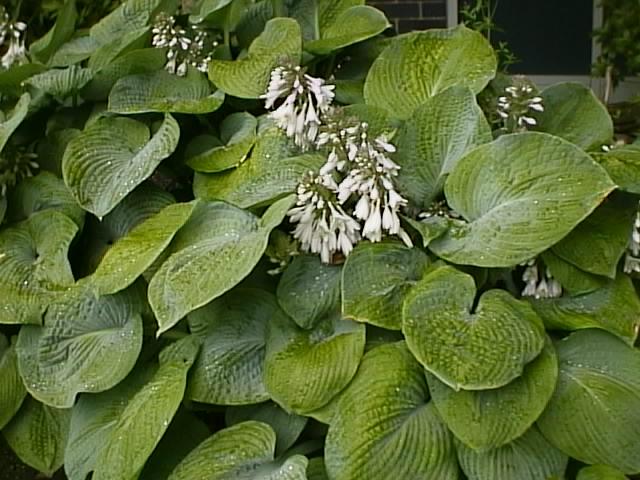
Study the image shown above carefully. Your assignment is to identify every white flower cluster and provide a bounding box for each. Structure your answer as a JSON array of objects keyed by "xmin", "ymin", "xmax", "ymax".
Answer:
[
  {"xmin": 0, "ymin": 8, "xmax": 28, "ymax": 70},
  {"xmin": 262, "ymin": 65, "xmax": 335, "ymax": 151},
  {"xmin": 521, "ymin": 259, "xmax": 562, "ymax": 299},
  {"xmin": 624, "ymin": 204, "xmax": 640, "ymax": 274},
  {"xmin": 497, "ymin": 79, "xmax": 544, "ymax": 130},
  {"xmin": 151, "ymin": 12, "xmax": 217, "ymax": 76}
]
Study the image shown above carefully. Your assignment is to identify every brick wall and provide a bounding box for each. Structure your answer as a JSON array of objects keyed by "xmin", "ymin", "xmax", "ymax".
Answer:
[{"xmin": 368, "ymin": 0, "xmax": 448, "ymax": 33}]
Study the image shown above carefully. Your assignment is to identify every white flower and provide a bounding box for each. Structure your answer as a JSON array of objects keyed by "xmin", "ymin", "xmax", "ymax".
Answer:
[
  {"xmin": 624, "ymin": 204, "xmax": 640, "ymax": 274},
  {"xmin": 497, "ymin": 77, "xmax": 544, "ymax": 132},
  {"xmin": 521, "ymin": 259, "xmax": 562, "ymax": 299},
  {"xmin": 0, "ymin": 10, "xmax": 28, "ymax": 70}
]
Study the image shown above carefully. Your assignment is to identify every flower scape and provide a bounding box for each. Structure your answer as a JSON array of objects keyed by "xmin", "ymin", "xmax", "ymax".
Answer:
[{"xmin": 0, "ymin": 1, "xmax": 639, "ymax": 479}]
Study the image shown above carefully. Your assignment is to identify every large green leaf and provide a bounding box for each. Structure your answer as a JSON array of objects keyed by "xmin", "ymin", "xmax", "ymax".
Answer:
[
  {"xmin": 551, "ymin": 194, "xmax": 636, "ymax": 278},
  {"xmin": 16, "ymin": 286, "xmax": 145, "ymax": 408},
  {"xmin": 88, "ymin": 26, "xmax": 150, "ymax": 71},
  {"xmin": 277, "ymin": 255, "xmax": 342, "ymax": 329},
  {"xmin": 109, "ymin": 69, "xmax": 225, "ymax": 114},
  {"xmin": 427, "ymin": 339, "xmax": 557, "ymax": 450},
  {"xmin": 88, "ymin": 201, "xmax": 196, "ymax": 295},
  {"xmin": 186, "ymin": 288, "xmax": 275, "ymax": 405},
  {"xmin": 189, "ymin": 0, "xmax": 234, "ymax": 23},
  {"xmin": 305, "ymin": 6, "xmax": 390, "ymax": 55},
  {"xmin": 364, "ymin": 25, "xmax": 496, "ymax": 119},
  {"xmin": 29, "ymin": 0, "xmax": 78, "ymax": 65},
  {"xmin": 209, "ymin": 18, "xmax": 302, "ymax": 98},
  {"xmin": 92, "ymin": 336, "xmax": 200, "ymax": 480},
  {"xmin": 342, "ymin": 242, "xmax": 430, "ymax": 330},
  {"xmin": 0, "ymin": 211, "xmax": 77, "ymax": 325},
  {"xmin": 186, "ymin": 112, "xmax": 258, "ymax": 173},
  {"xmin": 541, "ymin": 250, "xmax": 607, "ymax": 296},
  {"xmin": 194, "ymin": 128, "xmax": 321, "ymax": 208},
  {"xmin": 0, "ymin": 93, "xmax": 30, "ymax": 152},
  {"xmin": 149, "ymin": 197, "xmax": 292, "ymax": 334},
  {"xmin": 168, "ymin": 421, "xmax": 308, "ymax": 479},
  {"xmin": 577, "ymin": 465, "xmax": 629, "ymax": 480},
  {"xmin": 394, "ymin": 86, "xmax": 492, "ymax": 207},
  {"xmin": 0, "ymin": 65, "xmax": 45, "ymax": 99},
  {"xmin": 62, "ymin": 114, "xmax": 180, "ymax": 217},
  {"xmin": 0, "ymin": 335, "xmax": 27, "ymax": 429},
  {"xmin": 429, "ymin": 132, "xmax": 616, "ymax": 267},
  {"xmin": 89, "ymin": 0, "xmax": 171, "ymax": 45},
  {"xmin": 325, "ymin": 342, "xmax": 459, "ymax": 480},
  {"xmin": 531, "ymin": 275, "xmax": 640, "ymax": 345},
  {"xmin": 226, "ymin": 402, "xmax": 307, "ymax": 455},
  {"xmin": 307, "ymin": 458, "xmax": 329, "ymax": 480},
  {"xmin": 456, "ymin": 427, "xmax": 568, "ymax": 480},
  {"xmin": 593, "ymin": 146, "xmax": 640, "ymax": 194},
  {"xmin": 265, "ymin": 310, "xmax": 365, "ymax": 414},
  {"xmin": 49, "ymin": 35, "xmax": 100, "ymax": 68},
  {"xmin": 537, "ymin": 329, "xmax": 640, "ymax": 474},
  {"xmin": 26, "ymin": 66, "xmax": 94, "ymax": 98},
  {"xmin": 536, "ymin": 82, "xmax": 613, "ymax": 151},
  {"xmin": 403, "ymin": 265, "xmax": 545, "ymax": 390},
  {"xmin": 2, "ymin": 397, "xmax": 71, "ymax": 477}
]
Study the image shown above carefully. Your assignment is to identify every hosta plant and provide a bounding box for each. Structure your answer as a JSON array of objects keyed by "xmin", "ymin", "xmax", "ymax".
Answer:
[{"xmin": 1, "ymin": 0, "xmax": 640, "ymax": 479}]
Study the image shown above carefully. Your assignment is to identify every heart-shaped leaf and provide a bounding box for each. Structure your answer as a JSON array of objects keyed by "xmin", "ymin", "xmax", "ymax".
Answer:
[
  {"xmin": 0, "ymin": 335, "xmax": 27, "ymax": 429},
  {"xmin": 2, "ymin": 397, "xmax": 71, "ymax": 477},
  {"xmin": 394, "ymin": 86, "xmax": 492, "ymax": 208},
  {"xmin": 16, "ymin": 285, "xmax": 145, "ymax": 408},
  {"xmin": 427, "ymin": 339, "xmax": 557, "ymax": 450},
  {"xmin": 209, "ymin": 18, "xmax": 302, "ymax": 99},
  {"xmin": 364, "ymin": 25, "xmax": 496, "ymax": 119},
  {"xmin": 63, "ymin": 114, "xmax": 180, "ymax": 217},
  {"xmin": 265, "ymin": 310, "xmax": 365, "ymax": 414},
  {"xmin": 403, "ymin": 265, "xmax": 545, "ymax": 390},
  {"xmin": 535, "ymin": 82, "xmax": 613, "ymax": 151},
  {"xmin": 531, "ymin": 275, "xmax": 640, "ymax": 345},
  {"xmin": 277, "ymin": 255, "xmax": 342, "ymax": 329},
  {"xmin": 186, "ymin": 112, "xmax": 258, "ymax": 173},
  {"xmin": 0, "ymin": 211, "xmax": 77, "ymax": 325},
  {"xmin": 456, "ymin": 426, "xmax": 569, "ymax": 480},
  {"xmin": 537, "ymin": 329, "xmax": 640, "ymax": 474},
  {"xmin": 109, "ymin": 69, "xmax": 225, "ymax": 114},
  {"xmin": 318, "ymin": 0, "xmax": 364, "ymax": 32},
  {"xmin": 92, "ymin": 336, "xmax": 200, "ymax": 480},
  {"xmin": 187, "ymin": 288, "xmax": 276, "ymax": 405},
  {"xmin": 305, "ymin": 6, "xmax": 390, "ymax": 55},
  {"xmin": 168, "ymin": 421, "xmax": 308, "ymax": 479},
  {"xmin": 27, "ymin": 66, "xmax": 94, "ymax": 98},
  {"xmin": 325, "ymin": 342, "xmax": 459, "ymax": 480},
  {"xmin": 342, "ymin": 242, "xmax": 431, "ymax": 330},
  {"xmin": 429, "ymin": 132, "xmax": 616, "ymax": 267},
  {"xmin": 577, "ymin": 465, "xmax": 629, "ymax": 480},
  {"xmin": 0, "ymin": 93, "xmax": 30, "ymax": 152},
  {"xmin": 593, "ymin": 146, "xmax": 640, "ymax": 194}
]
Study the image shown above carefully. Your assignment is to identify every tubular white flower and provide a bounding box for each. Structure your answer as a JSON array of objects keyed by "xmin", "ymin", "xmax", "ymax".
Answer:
[
  {"xmin": 0, "ymin": 10, "xmax": 28, "ymax": 70},
  {"xmin": 497, "ymin": 77, "xmax": 544, "ymax": 132},
  {"xmin": 521, "ymin": 258, "xmax": 563, "ymax": 299},
  {"xmin": 624, "ymin": 204, "xmax": 640, "ymax": 274}
]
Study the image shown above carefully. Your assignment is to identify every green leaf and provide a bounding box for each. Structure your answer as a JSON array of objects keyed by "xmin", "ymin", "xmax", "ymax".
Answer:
[
  {"xmin": 318, "ymin": 0, "xmax": 365, "ymax": 33},
  {"xmin": 427, "ymin": 339, "xmax": 557, "ymax": 450},
  {"xmin": 456, "ymin": 426, "xmax": 568, "ymax": 480},
  {"xmin": 364, "ymin": 25, "xmax": 496, "ymax": 119},
  {"xmin": 325, "ymin": 342, "xmax": 459, "ymax": 480},
  {"xmin": 89, "ymin": 0, "xmax": 169, "ymax": 46},
  {"xmin": 593, "ymin": 146, "xmax": 640, "ymax": 194},
  {"xmin": 265, "ymin": 310, "xmax": 365, "ymax": 414},
  {"xmin": 187, "ymin": 288, "xmax": 276, "ymax": 405},
  {"xmin": 149, "ymin": 200, "xmax": 285, "ymax": 333},
  {"xmin": 189, "ymin": 0, "xmax": 234, "ymax": 23},
  {"xmin": 93, "ymin": 336, "xmax": 200, "ymax": 480},
  {"xmin": 305, "ymin": 6, "xmax": 390, "ymax": 55},
  {"xmin": 394, "ymin": 86, "xmax": 492, "ymax": 207},
  {"xmin": 2, "ymin": 397, "xmax": 71, "ymax": 477},
  {"xmin": 404, "ymin": 216, "xmax": 450, "ymax": 248},
  {"xmin": 537, "ymin": 329, "xmax": 640, "ymax": 474},
  {"xmin": 0, "ymin": 196, "xmax": 5, "ymax": 224},
  {"xmin": 277, "ymin": 255, "xmax": 342, "ymax": 329},
  {"xmin": 194, "ymin": 127, "xmax": 320, "ymax": 208},
  {"xmin": 109, "ymin": 69, "xmax": 225, "ymax": 114},
  {"xmin": 209, "ymin": 18, "xmax": 302, "ymax": 99},
  {"xmin": 430, "ymin": 132, "xmax": 616, "ymax": 267},
  {"xmin": 29, "ymin": 0, "xmax": 78, "ymax": 65},
  {"xmin": 26, "ymin": 66, "xmax": 94, "ymax": 98},
  {"xmin": 536, "ymin": 82, "xmax": 613, "ymax": 151},
  {"xmin": 577, "ymin": 465, "xmax": 629, "ymax": 480},
  {"xmin": 0, "ymin": 93, "xmax": 30, "ymax": 152},
  {"xmin": 0, "ymin": 211, "xmax": 77, "ymax": 325},
  {"xmin": 88, "ymin": 201, "xmax": 196, "ymax": 295},
  {"xmin": 0, "ymin": 335, "xmax": 27, "ymax": 429},
  {"xmin": 7, "ymin": 171, "xmax": 85, "ymax": 227},
  {"xmin": 49, "ymin": 35, "xmax": 100, "ymax": 67},
  {"xmin": 550, "ymin": 195, "xmax": 636, "ymax": 278},
  {"xmin": 63, "ymin": 114, "xmax": 180, "ymax": 217},
  {"xmin": 531, "ymin": 275, "xmax": 640, "ymax": 345},
  {"xmin": 307, "ymin": 458, "xmax": 329, "ymax": 480},
  {"xmin": 541, "ymin": 250, "xmax": 608, "ymax": 296},
  {"xmin": 16, "ymin": 286, "xmax": 145, "ymax": 408},
  {"xmin": 88, "ymin": 26, "xmax": 150, "ymax": 70},
  {"xmin": 403, "ymin": 265, "xmax": 545, "ymax": 390},
  {"xmin": 168, "ymin": 421, "xmax": 308, "ymax": 479},
  {"xmin": 226, "ymin": 402, "xmax": 307, "ymax": 455},
  {"xmin": 342, "ymin": 242, "xmax": 430, "ymax": 330},
  {"xmin": 0, "ymin": 65, "xmax": 46, "ymax": 99},
  {"xmin": 186, "ymin": 112, "xmax": 258, "ymax": 172}
]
